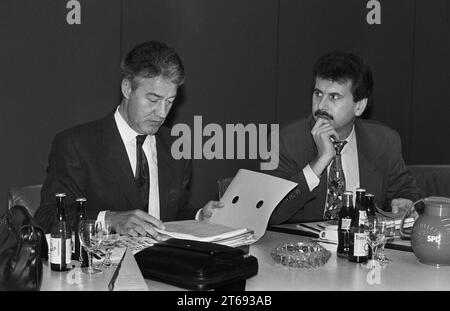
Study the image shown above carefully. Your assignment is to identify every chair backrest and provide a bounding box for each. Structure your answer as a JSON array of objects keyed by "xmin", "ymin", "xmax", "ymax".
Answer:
[
  {"xmin": 407, "ymin": 165, "xmax": 450, "ymax": 198},
  {"xmin": 8, "ymin": 184, "xmax": 42, "ymax": 217}
]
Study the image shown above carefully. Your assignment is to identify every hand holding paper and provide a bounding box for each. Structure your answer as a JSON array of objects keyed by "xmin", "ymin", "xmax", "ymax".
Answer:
[{"xmin": 198, "ymin": 201, "xmax": 225, "ymax": 220}]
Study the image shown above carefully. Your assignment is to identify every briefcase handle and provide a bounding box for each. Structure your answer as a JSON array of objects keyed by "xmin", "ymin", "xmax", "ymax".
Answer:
[{"xmin": 157, "ymin": 238, "xmax": 244, "ymax": 256}]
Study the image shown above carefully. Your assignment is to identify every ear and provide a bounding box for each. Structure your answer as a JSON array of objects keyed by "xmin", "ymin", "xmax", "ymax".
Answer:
[
  {"xmin": 354, "ymin": 98, "xmax": 368, "ymax": 117},
  {"xmin": 121, "ymin": 79, "xmax": 132, "ymax": 99}
]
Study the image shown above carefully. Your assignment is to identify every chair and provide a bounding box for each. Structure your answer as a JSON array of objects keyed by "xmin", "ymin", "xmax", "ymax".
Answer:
[
  {"xmin": 407, "ymin": 165, "xmax": 450, "ymax": 198},
  {"xmin": 8, "ymin": 184, "xmax": 42, "ymax": 217}
]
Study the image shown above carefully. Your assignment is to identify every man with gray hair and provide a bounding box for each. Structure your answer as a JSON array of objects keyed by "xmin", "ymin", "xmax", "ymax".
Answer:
[{"xmin": 34, "ymin": 41, "xmax": 222, "ymax": 239}]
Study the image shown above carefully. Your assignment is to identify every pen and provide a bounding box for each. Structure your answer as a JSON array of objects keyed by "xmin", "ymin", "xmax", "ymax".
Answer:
[
  {"xmin": 310, "ymin": 238, "xmax": 338, "ymax": 245},
  {"xmin": 92, "ymin": 250, "xmax": 103, "ymax": 260},
  {"xmin": 108, "ymin": 248, "xmax": 127, "ymax": 291}
]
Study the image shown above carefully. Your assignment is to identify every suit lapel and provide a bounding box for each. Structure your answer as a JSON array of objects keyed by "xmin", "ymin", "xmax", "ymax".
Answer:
[
  {"xmin": 355, "ymin": 119, "xmax": 383, "ymax": 197},
  {"xmin": 156, "ymin": 129, "xmax": 175, "ymax": 221},
  {"xmin": 102, "ymin": 112, "xmax": 143, "ymax": 210}
]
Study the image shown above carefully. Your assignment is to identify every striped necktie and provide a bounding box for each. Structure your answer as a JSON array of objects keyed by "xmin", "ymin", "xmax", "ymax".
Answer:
[{"xmin": 135, "ymin": 135, "xmax": 149, "ymax": 211}]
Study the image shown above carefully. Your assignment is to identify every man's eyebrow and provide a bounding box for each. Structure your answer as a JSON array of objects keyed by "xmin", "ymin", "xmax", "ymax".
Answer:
[
  {"xmin": 329, "ymin": 92, "xmax": 342, "ymax": 97},
  {"xmin": 146, "ymin": 92, "xmax": 163, "ymax": 98},
  {"xmin": 313, "ymin": 88, "xmax": 323, "ymax": 93},
  {"xmin": 146, "ymin": 92, "xmax": 177, "ymax": 99}
]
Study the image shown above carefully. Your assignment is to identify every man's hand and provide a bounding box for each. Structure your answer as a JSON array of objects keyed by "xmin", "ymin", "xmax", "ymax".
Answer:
[
  {"xmin": 198, "ymin": 200, "xmax": 224, "ymax": 221},
  {"xmin": 310, "ymin": 118, "xmax": 339, "ymax": 177},
  {"xmin": 105, "ymin": 210, "xmax": 165, "ymax": 240},
  {"xmin": 391, "ymin": 198, "xmax": 413, "ymax": 214},
  {"xmin": 391, "ymin": 198, "xmax": 420, "ymax": 219}
]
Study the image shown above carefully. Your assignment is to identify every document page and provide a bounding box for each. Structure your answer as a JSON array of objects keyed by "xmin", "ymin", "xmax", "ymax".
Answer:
[
  {"xmin": 210, "ymin": 169, "xmax": 298, "ymax": 240},
  {"xmin": 155, "ymin": 220, "xmax": 248, "ymax": 242}
]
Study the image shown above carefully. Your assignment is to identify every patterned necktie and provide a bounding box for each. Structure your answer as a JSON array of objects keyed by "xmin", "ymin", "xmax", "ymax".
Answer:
[
  {"xmin": 135, "ymin": 135, "xmax": 149, "ymax": 211},
  {"xmin": 324, "ymin": 140, "xmax": 347, "ymax": 220}
]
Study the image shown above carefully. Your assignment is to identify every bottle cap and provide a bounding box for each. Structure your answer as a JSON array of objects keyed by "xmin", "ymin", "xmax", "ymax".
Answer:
[
  {"xmin": 55, "ymin": 193, "xmax": 67, "ymax": 198},
  {"xmin": 356, "ymin": 188, "xmax": 366, "ymax": 192},
  {"xmin": 75, "ymin": 197, "xmax": 87, "ymax": 202}
]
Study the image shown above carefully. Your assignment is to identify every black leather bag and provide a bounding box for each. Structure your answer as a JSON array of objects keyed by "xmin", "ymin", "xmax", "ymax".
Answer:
[
  {"xmin": 135, "ymin": 238, "xmax": 258, "ymax": 291},
  {"xmin": 0, "ymin": 205, "xmax": 48, "ymax": 291}
]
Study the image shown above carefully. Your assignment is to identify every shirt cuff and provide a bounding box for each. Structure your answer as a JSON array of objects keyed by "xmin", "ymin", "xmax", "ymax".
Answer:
[
  {"xmin": 195, "ymin": 209, "xmax": 203, "ymax": 221},
  {"xmin": 303, "ymin": 164, "xmax": 320, "ymax": 192},
  {"xmin": 96, "ymin": 210, "xmax": 108, "ymax": 227}
]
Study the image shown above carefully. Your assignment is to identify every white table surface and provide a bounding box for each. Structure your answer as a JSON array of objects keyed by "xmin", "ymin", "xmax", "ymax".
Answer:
[
  {"xmin": 40, "ymin": 248, "xmax": 148, "ymax": 291},
  {"xmin": 41, "ymin": 230, "xmax": 450, "ymax": 291},
  {"xmin": 145, "ymin": 230, "xmax": 450, "ymax": 291}
]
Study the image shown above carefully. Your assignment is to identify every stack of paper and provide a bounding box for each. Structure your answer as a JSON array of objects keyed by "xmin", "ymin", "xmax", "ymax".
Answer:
[
  {"xmin": 375, "ymin": 206, "xmax": 415, "ymax": 229},
  {"xmin": 155, "ymin": 220, "xmax": 256, "ymax": 247},
  {"xmin": 115, "ymin": 236, "xmax": 156, "ymax": 255}
]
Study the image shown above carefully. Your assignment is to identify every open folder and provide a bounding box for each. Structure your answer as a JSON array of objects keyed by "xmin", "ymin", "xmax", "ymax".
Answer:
[{"xmin": 155, "ymin": 169, "xmax": 298, "ymax": 247}]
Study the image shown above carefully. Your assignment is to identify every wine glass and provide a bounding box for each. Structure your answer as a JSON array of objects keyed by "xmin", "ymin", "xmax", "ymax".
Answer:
[
  {"xmin": 96, "ymin": 221, "xmax": 119, "ymax": 268},
  {"xmin": 78, "ymin": 219, "xmax": 102, "ymax": 275},
  {"xmin": 375, "ymin": 217, "xmax": 396, "ymax": 265},
  {"xmin": 364, "ymin": 219, "xmax": 386, "ymax": 269}
]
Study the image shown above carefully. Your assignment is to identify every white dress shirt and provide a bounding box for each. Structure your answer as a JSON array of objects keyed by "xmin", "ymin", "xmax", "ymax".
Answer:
[
  {"xmin": 303, "ymin": 125, "xmax": 360, "ymax": 204},
  {"xmin": 97, "ymin": 107, "xmax": 160, "ymax": 225}
]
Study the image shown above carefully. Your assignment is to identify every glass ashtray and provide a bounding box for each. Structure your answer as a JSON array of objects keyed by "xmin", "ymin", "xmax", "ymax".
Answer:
[{"xmin": 270, "ymin": 241, "xmax": 331, "ymax": 269}]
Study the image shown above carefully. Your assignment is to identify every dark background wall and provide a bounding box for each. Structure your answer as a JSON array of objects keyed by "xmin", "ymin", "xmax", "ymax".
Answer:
[{"xmin": 1, "ymin": 0, "xmax": 448, "ymax": 216}]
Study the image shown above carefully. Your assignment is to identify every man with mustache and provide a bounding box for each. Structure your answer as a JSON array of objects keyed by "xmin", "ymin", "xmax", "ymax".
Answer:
[
  {"xmin": 267, "ymin": 51, "xmax": 422, "ymax": 224},
  {"xmin": 34, "ymin": 41, "xmax": 222, "ymax": 238}
]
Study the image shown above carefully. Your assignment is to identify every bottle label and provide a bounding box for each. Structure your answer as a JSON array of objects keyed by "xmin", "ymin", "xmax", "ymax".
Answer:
[
  {"xmin": 341, "ymin": 218, "xmax": 351, "ymax": 230},
  {"xmin": 50, "ymin": 238, "xmax": 72, "ymax": 265},
  {"xmin": 358, "ymin": 211, "xmax": 367, "ymax": 226},
  {"xmin": 71, "ymin": 232, "xmax": 75, "ymax": 254},
  {"xmin": 353, "ymin": 233, "xmax": 368, "ymax": 256}
]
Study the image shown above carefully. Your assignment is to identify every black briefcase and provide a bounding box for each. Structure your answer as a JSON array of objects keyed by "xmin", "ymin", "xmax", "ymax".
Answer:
[{"xmin": 134, "ymin": 238, "xmax": 258, "ymax": 291}]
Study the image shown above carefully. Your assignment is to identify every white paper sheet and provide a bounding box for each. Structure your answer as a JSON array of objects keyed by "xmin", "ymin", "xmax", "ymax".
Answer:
[
  {"xmin": 209, "ymin": 169, "xmax": 298, "ymax": 240},
  {"xmin": 155, "ymin": 220, "xmax": 248, "ymax": 242}
]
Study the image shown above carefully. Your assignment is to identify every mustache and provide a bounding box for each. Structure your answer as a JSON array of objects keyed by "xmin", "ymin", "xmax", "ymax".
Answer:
[{"xmin": 314, "ymin": 110, "xmax": 333, "ymax": 121}]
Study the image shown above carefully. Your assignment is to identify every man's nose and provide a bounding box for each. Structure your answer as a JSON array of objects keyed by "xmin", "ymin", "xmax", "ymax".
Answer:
[
  {"xmin": 317, "ymin": 96, "xmax": 329, "ymax": 111},
  {"xmin": 156, "ymin": 102, "xmax": 169, "ymax": 119}
]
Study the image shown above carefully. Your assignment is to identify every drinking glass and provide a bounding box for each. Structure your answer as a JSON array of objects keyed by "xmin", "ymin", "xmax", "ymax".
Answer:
[
  {"xmin": 96, "ymin": 221, "xmax": 119, "ymax": 268},
  {"xmin": 364, "ymin": 220, "xmax": 386, "ymax": 269},
  {"xmin": 78, "ymin": 219, "xmax": 102, "ymax": 275},
  {"xmin": 375, "ymin": 217, "xmax": 396, "ymax": 265}
]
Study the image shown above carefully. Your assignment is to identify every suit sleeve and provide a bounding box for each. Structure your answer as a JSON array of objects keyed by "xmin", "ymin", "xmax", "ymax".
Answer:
[
  {"xmin": 33, "ymin": 132, "xmax": 87, "ymax": 233},
  {"xmin": 263, "ymin": 127, "xmax": 316, "ymax": 225},
  {"xmin": 175, "ymin": 158, "xmax": 199, "ymax": 220},
  {"xmin": 382, "ymin": 131, "xmax": 423, "ymax": 208}
]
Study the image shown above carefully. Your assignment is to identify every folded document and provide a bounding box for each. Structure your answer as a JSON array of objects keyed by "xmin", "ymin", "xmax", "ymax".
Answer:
[
  {"xmin": 157, "ymin": 169, "xmax": 298, "ymax": 247},
  {"xmin": 155, "ymin": 220, "xmax": 256, "ymax": 247}
]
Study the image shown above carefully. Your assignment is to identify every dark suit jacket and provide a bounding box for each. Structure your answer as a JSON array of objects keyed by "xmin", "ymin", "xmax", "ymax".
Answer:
[
  {"xmin": 34, "ymin": 111, "xmax": 198, "ymax": 233},
  {"xmin": 266, "ymin": 116, "xmax": 422, "ymax": 225}
]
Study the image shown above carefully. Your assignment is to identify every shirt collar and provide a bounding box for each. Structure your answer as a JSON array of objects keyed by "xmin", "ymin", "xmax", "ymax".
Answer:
[
  {"xmin": 114, "ymin": 106, "xmax": 144, "ymax": 144},
  {"xmin": 344, "ymin": 125, "xmax": 356, "ymax": 144},
  {"xmin": 339, "ymin": 125, "xmax": 356, "ymax": 153}
]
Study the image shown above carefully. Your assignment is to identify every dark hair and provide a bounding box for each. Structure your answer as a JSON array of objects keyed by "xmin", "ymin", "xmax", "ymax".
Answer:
[
  {"xmin": 121, "ymin": 41, "xmax": 185, "ymax": 88},
  {"xmin": 312, "ymin": 51, "xmax": 373, "ymax": 102}
]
